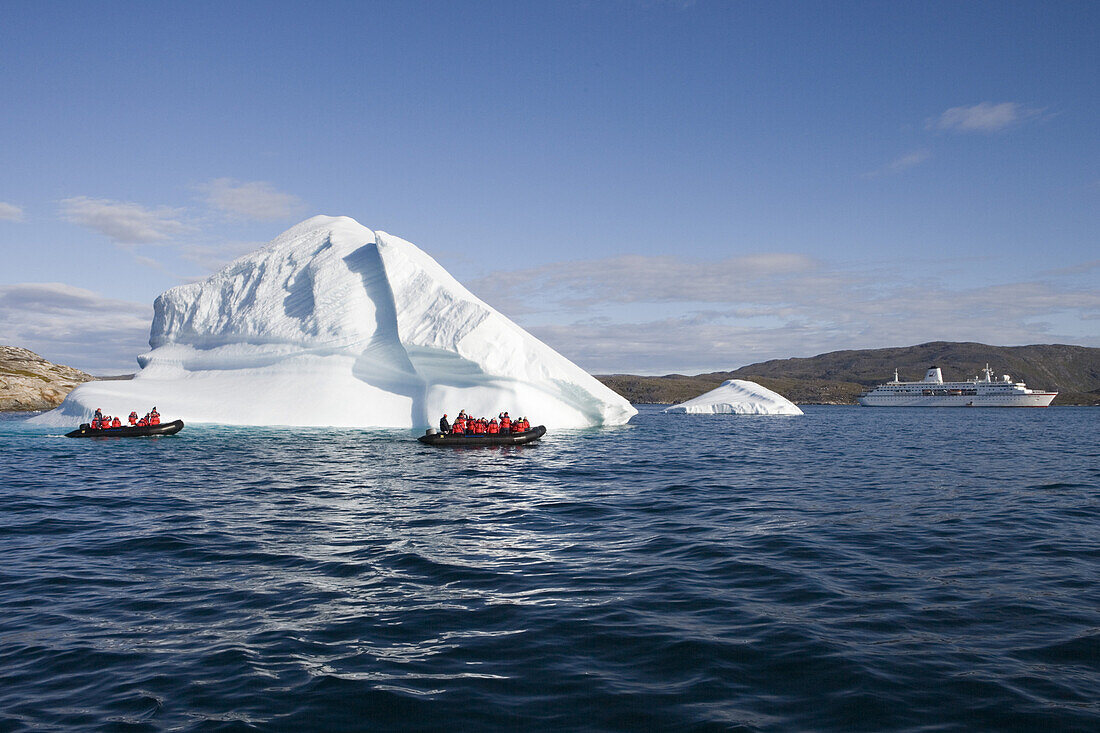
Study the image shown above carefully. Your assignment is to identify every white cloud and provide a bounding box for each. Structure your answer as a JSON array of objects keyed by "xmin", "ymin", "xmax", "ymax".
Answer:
[
  {"xmin": 889, "ymin": 149, "xmax": 930, "ymax": 170},
  {"xmin": 0, "ymin": 283, "xmax": 152, "ymax": 373},
  {"xmin": 56, "ymin": 188, "xmax": 298, "ymax": 274},
  {"xmin": 176, "ymin": 240, "xmax": 269, "ymax": 273},
  {"xmin": 468, "ymin": 255, "xmax": 1100, "ymax": 373},
  {"xmin": 864, "ymin": 149, "xmax": 931, "ymax": 178},
  {"xmin": 0, "ymin": 202, "xmax": 24, "ymax": 221},
  {"xmin": 471, "ymin": 252, "xmax": 820, "ymax": 310},
  {"xmin": 928, "ymin": 102, "xmax": 1042, "ymax": 132},
  {"xmin": 60, "ymin": 197, "xmax": 188, "ymax": 244},
  {"xmin": 198, "ymin": 178, "xmax": 304, "ymax": 220}
]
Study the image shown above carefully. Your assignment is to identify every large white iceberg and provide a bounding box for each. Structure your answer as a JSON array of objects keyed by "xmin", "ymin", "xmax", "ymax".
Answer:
[
  {"xmin": 35, "ymin": 216, "xmax": 636, "ymax": 428},
  {"xmin": 663, "ymin": 379, "xmax": 803, "ymax": 415}
]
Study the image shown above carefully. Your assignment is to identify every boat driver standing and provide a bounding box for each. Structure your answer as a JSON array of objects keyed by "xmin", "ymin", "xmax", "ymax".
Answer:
[{"xmin": 439, "ymin": 413, "xmax": 450, "ymax": 433}]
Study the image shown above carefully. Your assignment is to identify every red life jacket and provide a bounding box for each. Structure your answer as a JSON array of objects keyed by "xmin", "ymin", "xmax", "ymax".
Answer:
[
  {"xmin": 150, "ymin": 415, "xmax": 160, "ymax": 425},
  {"xmin": 129, "ymin": 414, "xmax": 138, "ymax": 425},
  {"xmin": 500, "ymin": 417, "xmax": 511, "ymax": 431},
  {"xmin": 452, "ymin": 421, "xmax": 465, "ymax": 434},
  {"xmin": 138, "ymin": 418, "xmax": 148, "ymax": 426},
  {"xmin": 111, "ymin": 418, "xmax": 122, "ymax": 427},
  {"xmin": 487, "ymin": 421, "xmax": 499, "ymax": 434}
]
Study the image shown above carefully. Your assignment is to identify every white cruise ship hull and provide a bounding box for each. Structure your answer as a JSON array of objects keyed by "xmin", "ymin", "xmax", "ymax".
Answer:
[{"xmin": 858, "ymin": 392, "xmax": 1056, "ymax": 407}]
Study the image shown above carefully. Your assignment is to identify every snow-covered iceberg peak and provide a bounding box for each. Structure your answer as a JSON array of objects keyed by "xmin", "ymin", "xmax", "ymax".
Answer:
[
  {"xmin": 36, "ymin": 216, "xmax": 636, "ymax": 428},
  {"xmin": 663, "ymin": 379, "xmax": 803, "ymax": 415}
]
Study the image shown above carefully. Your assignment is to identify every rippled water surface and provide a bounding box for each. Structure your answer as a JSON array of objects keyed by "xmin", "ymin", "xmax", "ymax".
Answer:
[{"xmin": 1, "ymin": 406, "xmax": 1098, "ymax": 731}]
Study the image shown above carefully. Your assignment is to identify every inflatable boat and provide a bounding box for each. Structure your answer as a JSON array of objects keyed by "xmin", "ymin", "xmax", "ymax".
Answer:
[
  {"xmin": 65, "ymin": 419, "xmax": 185, "ymax": 438},
  {"xmin": 418, "ymin": 425, "xmax": 546, "ymax": 447}
]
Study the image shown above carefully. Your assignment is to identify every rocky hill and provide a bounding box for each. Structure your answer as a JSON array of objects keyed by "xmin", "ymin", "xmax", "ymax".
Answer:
[
  {"xmin": 0, "ymin": 346, "xmax": 95, "ymax": 411},
  {"xmin": 597, "ymin": 342, "xmax": 1100, "ymax": 406}
]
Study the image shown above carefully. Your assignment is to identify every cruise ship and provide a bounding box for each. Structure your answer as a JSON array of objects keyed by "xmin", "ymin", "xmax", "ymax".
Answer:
[{"xmin": 858, "ymin": 365, "xmax": 1057, "ymax": 407}]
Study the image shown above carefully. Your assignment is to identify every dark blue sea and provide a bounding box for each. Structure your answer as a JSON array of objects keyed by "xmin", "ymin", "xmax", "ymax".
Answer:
[{"xmin": 1, "ymin": 406, "xmax": 1097, "ymax": 732}]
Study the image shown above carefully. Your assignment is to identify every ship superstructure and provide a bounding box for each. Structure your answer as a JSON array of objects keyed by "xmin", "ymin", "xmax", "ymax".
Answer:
[{"xmin": 858, "ymin": 365, "xmax": 1057, "ymax": 407}]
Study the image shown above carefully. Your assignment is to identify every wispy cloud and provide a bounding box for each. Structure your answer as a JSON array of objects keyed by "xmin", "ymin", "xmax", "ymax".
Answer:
[
  {"xmin": 176, "ymin": 240, "xmax": 269, "ymax": 273},
  {"xmin": 198, "ymin": 178, "xmax": 305, "ymax": 221},
  {"xmin": 864, "ymin": 149, "xmax": 931, "ymax": 178},
  {"xmin": 1039, "ymin": 259, "xmax": 1100, "ymax": 278},
  {"xmin": 0, "ymin": 202, "xmax": 24, "ymax": 221},
  {"xmin": 469, "ymin": 254, "xmax": 1100, "ymax": 373},
  {"xmin": 928, "ymin": 102, "xmax": 1043, "ymax": 133},
  {"xmin": 59, "ymin": 197, "xmax": 188, "ymax": 244},
  {"xmin": 0, "ymin": 283, "xmax": 152, "ymax": 373},
  {"xmin": 58, "ymin": 185, "xmax": 305, "ymax": 275},
  {"xmin": 472, "ymin": 252, "xmax": 820, "ymax": 310}
]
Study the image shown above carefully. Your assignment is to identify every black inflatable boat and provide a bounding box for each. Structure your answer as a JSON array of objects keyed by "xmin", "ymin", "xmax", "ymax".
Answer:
[
  {"xmin": 65, "ymin": 419, "xmax": 185, "ymax": 438},
  {"xmin": 418, "ymin": 425, "xmax": 546, "ymax": 447}
]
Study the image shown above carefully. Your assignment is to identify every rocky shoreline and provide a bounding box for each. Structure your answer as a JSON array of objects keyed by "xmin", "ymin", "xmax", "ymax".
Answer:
[{"xmin": 0, "ymin": 346, "xmax": 95, "ymax": 412}]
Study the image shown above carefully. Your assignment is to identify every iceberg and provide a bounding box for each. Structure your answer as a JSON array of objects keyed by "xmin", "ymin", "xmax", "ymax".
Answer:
[
  {"xmin": 663, "ymin": 379, "xmax": 803, "ymax": 415},
  {"xmin": 34, "ymin": 216, "xmax": 636, "ymax": 428}
]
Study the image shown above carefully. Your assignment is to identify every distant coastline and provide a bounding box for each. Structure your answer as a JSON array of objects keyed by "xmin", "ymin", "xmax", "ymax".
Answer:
[
  {"xmin": 596, "ymin": 342, "xmax": 1100, "ymax": 406},
  {"xmin": 4, "ymin": 341, "xmax": 1097, "ymax": 412}
]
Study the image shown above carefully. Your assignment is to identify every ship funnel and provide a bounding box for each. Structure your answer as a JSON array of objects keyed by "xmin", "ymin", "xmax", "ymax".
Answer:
[{"xmin": 923, "ymin": 366, "xmax": 943, "ymax": 383}]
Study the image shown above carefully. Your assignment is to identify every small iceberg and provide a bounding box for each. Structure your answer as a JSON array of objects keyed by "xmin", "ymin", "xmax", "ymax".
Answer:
[{"xmin": 663, "ymin": 379, "xmax": 803, "ymax": 415}]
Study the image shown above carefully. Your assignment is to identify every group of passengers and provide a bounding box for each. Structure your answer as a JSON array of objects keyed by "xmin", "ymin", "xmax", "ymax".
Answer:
[
  {"xmin": 89, "ymin": 407, "xmax": 161, "ymax": 429},
  {"xmin": 439, "ymin": 410, "xmax": 530, "ymax": 436}
]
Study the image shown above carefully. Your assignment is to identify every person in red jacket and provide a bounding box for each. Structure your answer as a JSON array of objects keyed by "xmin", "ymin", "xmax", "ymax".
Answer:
[
  {"xmin": 150, "ymin": 413, "xmax": 161, "ymax": 425},
  {"xmin": 500, "ymin": 413, "xmax": 511, "ymax": 433},
  {"xmin": 111, "ymin": 416, "xmax": 122, "ymax": 428},
  {"xmin": 129, "ymin": 411, "xmax": 139, "ymax": 425},
  {"xmin": 487, "ymin": 418, "xmax": 499, "ymax": 434},
  {"xmin": 452, "ymin": 417, "xmax": 465, "ymax": 435}
]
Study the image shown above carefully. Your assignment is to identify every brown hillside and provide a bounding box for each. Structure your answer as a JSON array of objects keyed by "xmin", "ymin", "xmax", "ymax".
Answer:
[{"xmin": 596, "ymin": 342, "xmax": 1100, "ymax": 406}]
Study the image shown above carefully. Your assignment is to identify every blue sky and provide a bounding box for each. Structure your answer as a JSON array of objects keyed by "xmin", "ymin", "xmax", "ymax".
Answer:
[{"xmin": 1, "ymin": 0, "xmax": 1097, "ymax": 374}]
